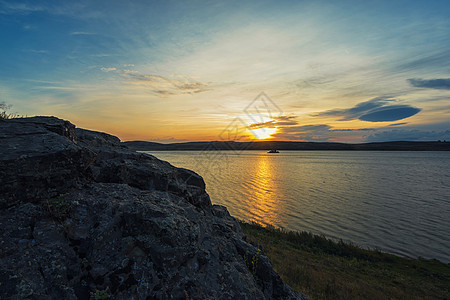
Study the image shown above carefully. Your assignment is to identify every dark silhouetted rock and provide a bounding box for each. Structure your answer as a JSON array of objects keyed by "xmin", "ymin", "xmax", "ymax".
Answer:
[
  {"xmin": 0, "ymin": 116, "xmax": 307, "ymax": 299},
  {"xmin": 0, "ymin": 117, "xmax": 95, "ymax": 209}
]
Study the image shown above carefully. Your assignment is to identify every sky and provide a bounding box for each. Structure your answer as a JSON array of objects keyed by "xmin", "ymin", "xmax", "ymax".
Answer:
[{"xmin": 1, "ymin": 0, "xmax": 449, "ymax": 143}]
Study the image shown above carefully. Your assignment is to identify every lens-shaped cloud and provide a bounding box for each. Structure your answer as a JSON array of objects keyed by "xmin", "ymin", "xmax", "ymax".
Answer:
[
  {"xmin": 314, "ymin": 97, "xmax": 421, "ymax": 122},
  {"xmin": 408, "ymin": 78, "xmax": 450, "ymax": 90},
  {"xmin": 359, "ymin": 105, "xmax": 421, "ymax": 122}
]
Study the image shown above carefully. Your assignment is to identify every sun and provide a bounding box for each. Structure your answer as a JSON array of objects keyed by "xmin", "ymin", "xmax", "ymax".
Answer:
[{"xmin": 250, "ymin": 127, "xmax": 277, "ymax": 140}]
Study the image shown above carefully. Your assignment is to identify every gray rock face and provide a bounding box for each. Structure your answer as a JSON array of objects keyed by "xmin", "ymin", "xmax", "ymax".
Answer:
[{"xmin": 0, "ymin": 117, "xmax": 307, "ymax": 299}]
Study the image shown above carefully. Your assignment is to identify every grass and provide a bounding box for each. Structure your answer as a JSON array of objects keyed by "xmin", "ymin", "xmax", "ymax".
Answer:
[
  {"xmin": 239, "ymin": 221, "xmax": 450, "ymax": 300},
  {"xmin": 0, "ymin": 102, "xmax": 21, "ymax": 120},
  {"xmin": 47, "ymin": 194, "xmax": 70, "ymax": 220},
  {"xmin": 90, "ymin": 289, "xmax": 110, "ymax": 300}
]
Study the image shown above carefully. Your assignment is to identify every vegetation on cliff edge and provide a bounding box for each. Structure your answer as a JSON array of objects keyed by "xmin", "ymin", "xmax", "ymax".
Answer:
[
  {"xmin": 0, "ymin": 102, "xmax": 20, "ymax": 120},
  {"xmin": 240, "ymin": 221, "xmax": 450, "ymax": 300}
]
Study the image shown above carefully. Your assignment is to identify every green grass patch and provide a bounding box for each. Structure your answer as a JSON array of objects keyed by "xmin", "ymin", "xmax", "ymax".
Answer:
[
  {"xmin": 239, "ymin": 221, "xmax": 450, "ymax": 300},
  {"xmin": 46, "ymin": 194, "xmax": 70, "ymax": 219}
]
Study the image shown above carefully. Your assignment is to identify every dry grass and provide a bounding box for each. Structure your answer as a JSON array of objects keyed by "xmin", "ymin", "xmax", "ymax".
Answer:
[{"xmin": 240, "ymin": 221, "xmax": 450, "ymax": 300}]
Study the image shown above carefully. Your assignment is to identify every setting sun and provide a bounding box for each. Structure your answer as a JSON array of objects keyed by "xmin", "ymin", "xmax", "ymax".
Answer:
[
  {"xmin": 2, "ymin": 2, "xmax": 450, "ymax": 298},
  {"xmin": 250, "ymin": 127, "xmax": 277, "ymax": 139}
]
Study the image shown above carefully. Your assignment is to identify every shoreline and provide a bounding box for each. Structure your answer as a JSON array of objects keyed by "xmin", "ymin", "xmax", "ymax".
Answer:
[
  {"xmin": 238, "ymin": 219, "xmax": 448, "ymax": 264},
  {"xmin": 123, "ymin": 140, "xmax": 450, "ymax": 151},
  {"xmin": 239, "ymin": 219, "xmax": 450, "ymax": 264},
  {"xmin": 239, "ymin": 220, "xmax": 450, "ymax": 299}
]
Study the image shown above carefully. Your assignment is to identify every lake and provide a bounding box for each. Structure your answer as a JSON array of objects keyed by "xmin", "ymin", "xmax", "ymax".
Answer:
[{"xmin": 145, "ymin": 150, "xmax": 450, "ymax": 263}]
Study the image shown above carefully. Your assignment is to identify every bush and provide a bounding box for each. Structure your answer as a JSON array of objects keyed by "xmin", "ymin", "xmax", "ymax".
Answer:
[{"xmin": 0, "ymin": 102, "xmax": 20, "ymax": 119}]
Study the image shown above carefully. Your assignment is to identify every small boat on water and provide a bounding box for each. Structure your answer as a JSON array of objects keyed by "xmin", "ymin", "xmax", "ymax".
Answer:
[{"xmin": 267, "ymin": 149, "xmax": 279, "ymax": 153}]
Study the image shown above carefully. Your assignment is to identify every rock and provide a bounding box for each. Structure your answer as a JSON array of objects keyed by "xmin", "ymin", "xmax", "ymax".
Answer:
[
  {"xmin": 0, "ymin": 117, "xmax": 95, "ymax": 209},
  {"xmin": 75, "ymin": 128, "xmax": 122, "ymax": 149},
  {"xmin": 0, "ymin": 116, "xmax": 308, "ymax": 299}
]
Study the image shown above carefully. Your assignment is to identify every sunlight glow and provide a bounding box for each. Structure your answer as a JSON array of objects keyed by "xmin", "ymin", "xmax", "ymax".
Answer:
[
  {"xmin": 250, "ymin": 127, "xmax": 277, "ymax": 139},
  {"xmin": 247, "ymin": 154, "xmax": 282, "ymax": 225},
  {"xmin": 2, "ymin": 1, "xmax": 449, "ymax": 142}
]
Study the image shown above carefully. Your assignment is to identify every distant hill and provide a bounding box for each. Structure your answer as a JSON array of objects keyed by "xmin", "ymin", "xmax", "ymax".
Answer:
[{"xmin": 122, "ymin": 140, "xmax": 450, "ymax": 151}]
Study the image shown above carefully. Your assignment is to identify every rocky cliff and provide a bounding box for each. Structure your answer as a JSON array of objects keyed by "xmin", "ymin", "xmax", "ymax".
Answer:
[{"xmin": 0, "ymin": 117, "xmax": 307, "ymax": 299}]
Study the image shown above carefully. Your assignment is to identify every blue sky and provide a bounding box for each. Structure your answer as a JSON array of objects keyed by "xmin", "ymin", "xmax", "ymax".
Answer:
[{"xmin": 1, "ymin": 0, "xmax": 449, "ymax": 142}]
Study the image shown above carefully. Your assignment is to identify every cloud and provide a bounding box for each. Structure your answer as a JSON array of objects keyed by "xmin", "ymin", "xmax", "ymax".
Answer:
[
  {"xmin": 272, "ymin": 115, "xmax": 298, "ymax": 126},
  {"xmin": 0, "ymin": 2, "xmax": 44, "ymax": 15},
  {"xmin": 332, "ymin": 128, "xmax": 375, "ymax": 132},
  {"xmin": 152, "ymin": 90, "xmax": 176, "ymax": 96},
  {"xmin": 359, "ymin": 105, "xmax": 421, "ymax": 122},
  {"xmin": 248, "ymin": 115, "xmax": 298, "ymax": 129},
  {"xmin": 249, "ymin": 120, "xmax": 275, "ymax": 129},
  {"xmin": 70, "ymin": 31, "xmax": 96, "ymax": 36},
  {"xmin": 314, "ymin": 97, "xmax": 421, "ymax": 122},
  {"xmin": 23, "ymin": 24, "xmax": 36, "ymax": 30},
  {"xmin": 249, "ymin": 115, "xmax": 379, "ymax": 141},
  {"xmin": 396, "ymin": 50, "xmax": 450, "ymax": 73},
  {"xmin": 91, "ymin": 54, "xmax": 112, "ymax": 57},
  {"xmin": 0, "ymin": 1, "xmax": 88, "ymax": 18},
  {"xmin": 125, "ymin": 73, "xmax": 209, "ymax": 95},
  {"xmin": 366, "ymin": 129, "xmax": 450, "ymax": 142},
  {"xmin": 282, "ymin": 124, "xmax": 332, "ymax": 133},
  {"xmin": 408, "ymin": 78, "xmax": 450, "ymax": 90},
  {"xmin": 100, "ymin": 67, "xmax": 116, "ymax": 72},
  {"xmin": 100, "ymin": 67, "xmax": 209, "ymax": 95},
  {"xmin": 314, "ymin": 97, "xmax": 392, "ymax": 121},
  {"xmin": 273, "ymin": 124, "xmax": 334, "ymax": 141},
  {"xmin": 275, "ymin": 116, "xmax": 296, "ymax": 121},
  {"xmin": 27, "ymin": 49, "xmax": 49, "ymax": 54},
  {"xmin": 388, "ymin": 122, "xmax": 407, "ymax": 127},
  {"xmin": 272, "ymin": 122, "xmax": 450, "ymax": 143}
]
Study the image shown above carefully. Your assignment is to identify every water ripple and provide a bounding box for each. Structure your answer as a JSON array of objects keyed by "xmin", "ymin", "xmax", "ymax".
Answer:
[{"xmin": 151, "ymin": 150, "xmax": 450, "ymax": 263}]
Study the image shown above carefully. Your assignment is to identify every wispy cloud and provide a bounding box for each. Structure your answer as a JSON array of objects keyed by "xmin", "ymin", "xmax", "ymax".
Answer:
[
  {"xmin": 359, "ymin": 105, "xmax": 421, "ymax": 122},
  {"xmin": 23, "ymin": 24, "xmax": 37, "ymax": 30},
  {"xmin": 70, "ymin": 31, "xmax": 96, "ymax": 36},
  {"xmin": 3, "ymin": 1, "xmax": 450, "ymax": 142},
  {"xmin": 273, "ymin": 115, "xmax": 298, "ymax": 125},
  {"xmin": 272, "ymin": 124, "xmax": 334, "ymax": 142},
  {"xmin": 0, "ymin": 1, "xmax": 101, "ymax": 19},
  {"xmin": 101, "ymin": 67, "xmax": 210, "ymax": 95},
  {"xmin": 314, "ymin": 97, "xmax": 421, "ymax": 122},
  {"xmin": 271, "ymin": 122, "xmax": 447, "ymax": 143},
  {"xmin": 388, "ymin": 122, "xmax": 408, "ymax": 127},
  {"xmin": 248, "ymin": 115, "xmax": 298, "ymax": 129},
  {"xmin": 0, "ymin": 2, "xmax": 44, "ymax": 15},
  {"xmin": 408, "ymin": 78, "xmax": 450, "ymax": 90},
  {"xmin": 282, "ymin": 124, "xmax": 332, "ymax": 134},
  {"xmin": 27, "ymin": 49, "xmax": 49, "ymax": 54},
  {"xmin": 395, "ymin": 50, "xmax": 450, "ymax": 73},
  {"xmin": 100, "ymin": 67, "xmax": 116, "ymax": 72},
  {"xmin": 91, "ymin": 54, "xmax": 112, "ymax": 57},
  {"xmin": 249, "ymin": 120, "xmax": 276, "ymax": 129}
]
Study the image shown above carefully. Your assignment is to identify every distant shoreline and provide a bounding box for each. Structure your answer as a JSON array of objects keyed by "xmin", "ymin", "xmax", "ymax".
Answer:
[{"xmin": 122, "ymin": 140, "xmax": 450, "ymax": 151}]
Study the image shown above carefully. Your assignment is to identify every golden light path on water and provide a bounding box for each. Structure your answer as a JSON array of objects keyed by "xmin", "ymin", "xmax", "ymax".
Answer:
[
  {"xmin": 149, "ymin": 150, "xmax": 450, "ymax": 263},
  {"xmin": 247, "ymin": 154, "xmax": 282, "ymax": 225}
]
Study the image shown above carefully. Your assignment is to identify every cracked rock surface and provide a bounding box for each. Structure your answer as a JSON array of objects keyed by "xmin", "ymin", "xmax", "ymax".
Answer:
[{"xmin": 0, "ymin": 116, "xmax": 307, "ymax": 299}]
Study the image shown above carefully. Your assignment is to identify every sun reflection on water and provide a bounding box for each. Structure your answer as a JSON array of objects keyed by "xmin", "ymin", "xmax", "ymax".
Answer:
[{"xmin": 247, "ymin": 154, "xmax": 283, "ymax": 226}]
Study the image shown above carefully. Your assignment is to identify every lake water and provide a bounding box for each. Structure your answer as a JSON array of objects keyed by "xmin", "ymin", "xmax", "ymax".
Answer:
[{"xmin": 146, "ymin": 150, "xmax": 450, "ymax": 263}]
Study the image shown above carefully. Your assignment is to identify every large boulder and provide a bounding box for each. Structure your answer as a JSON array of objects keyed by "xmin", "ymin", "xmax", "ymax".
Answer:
[{"xmin": 0, "ymin": 116, "xmax": 307, "ymax": 299}]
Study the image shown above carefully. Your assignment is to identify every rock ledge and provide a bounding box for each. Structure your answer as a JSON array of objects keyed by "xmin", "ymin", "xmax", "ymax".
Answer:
[{"xmin": 0, "ymin": 117, "xmax": 307, "ymax": 299}]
